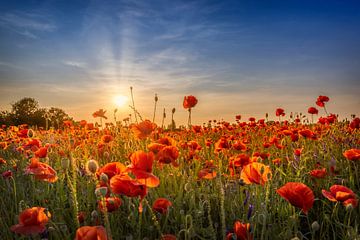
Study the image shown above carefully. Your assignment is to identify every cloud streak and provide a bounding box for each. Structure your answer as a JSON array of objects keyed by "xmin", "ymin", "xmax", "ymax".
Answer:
[{"xmin": 0, "ymin": 11, "xmax": 56, "ymax": 38}]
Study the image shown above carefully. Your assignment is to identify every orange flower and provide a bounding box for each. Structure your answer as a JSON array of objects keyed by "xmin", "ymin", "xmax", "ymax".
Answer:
[
  {"xmin": 34, "ymin": 147, "xmax": 48, "ymax": 158},
  {"xmin": 240, "ymin": 162, "xmax": 272, "ymax": 185},
  {"xmin": 110, "ymin": 175, "xmax": 147, "ymax": 199},
  {"xmin": 96, "ymin": 162, "xmax": 127, "ymax": 180},
  {"xmin": 322, "ymin": 185, "xmax": 358, "ymax": 208},
  {"xmin": 343, "ymin": 149, "xmax": 360, "ymax": 161},
  {"xmin": 152, "ymin": 198, "xmax": 172, "ymax": 214},
  {"xmin": 10, "ymin": 207, "xmax": 50, "ymax": 236},
  {"xmin": 101, "ymin": 135, "xmax": 113, "ymax": 143},
  {"xmin": 75, "ymin": 226, "xmax": 108, "ymax": 240},
  {"xmin": 234, "ymin": 221, "xmax": 253, "ymax": 240},
  {"xmin": 276, "ymin": 182, "xmax": 314, "ymax": 214},
  {"xmin": 131, "ymin": 120, "xmax": 157, "ymax": 139},
  {"xmin": 92, "ymin": 109, "xmax": 107, "ymax": 119},
  {"xmin": 198, "ymin": 168, "xmax": 217, "ymax": 180},
  {"xmin": 310, "ymin": 168, "xmax": 327, "ymax": 179},
  {"xmin": 25, "ymin": 158, "xmax": 58, "ymax": 183},
  {"xmin": 129, "ymin": 151, "xmax": 159, "ymax": 188},
  {"xmin": 157, "ymin": 146, "xmax": 179, "ymax": 167},
  {"xmin": 183, "ymin": 95, "xmax": 198, "ymax": 109}
]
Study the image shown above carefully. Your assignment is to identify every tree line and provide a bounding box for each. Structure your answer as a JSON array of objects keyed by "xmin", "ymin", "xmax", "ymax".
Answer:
[{"xmin": 0, "ymin": 97, "xmax": 72, "ymax": 128}]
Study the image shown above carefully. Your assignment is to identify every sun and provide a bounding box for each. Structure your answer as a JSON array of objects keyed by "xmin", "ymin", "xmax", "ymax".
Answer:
[{"xmin": 113, "ymin": 95, "xmax": 129, "ymax": 107}]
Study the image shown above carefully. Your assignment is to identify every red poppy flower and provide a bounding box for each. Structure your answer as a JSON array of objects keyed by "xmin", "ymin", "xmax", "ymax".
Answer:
[
  {"xmin": 156, "ymin": 146, "xmax": 179, "ymax": 167},
  {"xmin": 152, "ymin": 198, "xmax": 172, "ymax": 214},
  {"xmin": 2, "ymin": 170, "xmax": 12, "ymax": 179},
  {"xmin": 129, "ymin": 151, "xmax": 159, "ymax": 188},
  {"xmin": 101, "ymin": 135, "xmax": 113, "ymax": 143},
  {"xmin": 310, "ymin": 168, "xmax": 327, "ymax": 178},
  {"xmin": 96, "ymin": 162, "xmax": 127, "ymax": 180},
  {"xmin": 276, "ymin": 182, "xmax": 314, "ymax": 214},
  {"xmin": 35, "ymin": 147, "xmax": 48, "ymax": 158},
  {"xmin": 183, "ymin": 95, "xmax": 198, "ymax": 109},
  {"xmin": 316, "ymin": 95, "xmax": 329, "ymax": 107},
  {"xmin": 308, "ymin": 107, "xmax": 318, "ymax": 115},
  {"xmin": 92, "ymin": 109, "xmax": 108, "ymax": 119},
  {"xmin": 110, "ymin": 175, "xmax": 147, "ymax": 199},
  {"xmin": 148, "ymin": 143, "xmax": 166, "ymax": 154},
  {"xmin": 24, "ymin": 158, "xmax": 58, "ymax": 183},
  {"xmin": 98, "ymin": 196, "xmax": 122, "ymax": 212},
  {"xmin": 322, "ymin": 185, "xmax": 358, "ymax": 208},
  {"xmin": 161, "ymin": 234, "xmax": 177, "ymax": 240},
  {"xmin": 343, "ymin": 149, "xmax": 360, "ymax": 161},
  {"xmin": 350, "ymin": 117, "xmax": 360, "ymax": 129},
  {"xmin": 75, "ymin": 226, "xmax": 108, "ymax": 240},
  {"xmin": 10, "ymin": 207, "xmax": 50, "ymax": 236},
  {"xmin": 275, "ymin": 108, "xmax": 285, "ymax": 117},
  {"xmin": 299, "ymin": 129, "xmax": 315, "ymax": 139},
  {"xmin": 294, "ymin": 148, "xmax": 303, "ymax": 156},
  {"xmin": 131, "ymin": 120, "xmax": 157, "ymax": 139},
  {"xmin": 240, "ymin": 162, "xmax": 272, "ymax": 185},
  {"xmin": 234, "ymin": 221, "xmax": 253, "ymax": 240}
]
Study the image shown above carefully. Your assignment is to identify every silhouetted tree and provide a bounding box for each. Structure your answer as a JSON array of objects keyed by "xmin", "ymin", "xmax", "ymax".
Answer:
[
  {"xmin": 47, "ymin": 107, "xmax": 71, "ymax": 128},
  {"xmin": 7, "ymin": 97, "xmax": 72, "ymax": 128},
  {"xmin": 10, "ymin": 97, "xmax": 41, "ymax": 126}
]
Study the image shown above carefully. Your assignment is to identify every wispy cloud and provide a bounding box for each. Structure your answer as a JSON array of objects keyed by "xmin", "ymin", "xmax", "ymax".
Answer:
[
  {"xmin": 63, "ymin": 61, "xmax": 87, "ymax": 68},
  {"xmin": 0, "ymin": 11, "xmax": 56, "ymax": 38}
]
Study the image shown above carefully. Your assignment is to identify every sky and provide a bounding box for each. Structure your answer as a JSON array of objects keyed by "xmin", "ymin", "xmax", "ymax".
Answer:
[{"xmin": 0, "ymin": 0, "xmax": 359, "ymax": 125}]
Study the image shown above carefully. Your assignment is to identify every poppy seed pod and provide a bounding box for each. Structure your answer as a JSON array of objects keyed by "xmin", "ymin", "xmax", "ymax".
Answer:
[{"xmin": 87, "ymin": 160, "xmax": 99, "ymax": 174}]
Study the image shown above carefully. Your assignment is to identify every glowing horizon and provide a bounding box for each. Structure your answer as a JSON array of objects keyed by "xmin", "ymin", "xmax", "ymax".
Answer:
[{"xmin": 0, "ymin": 0, "xmax": 359, "ymax": 125}]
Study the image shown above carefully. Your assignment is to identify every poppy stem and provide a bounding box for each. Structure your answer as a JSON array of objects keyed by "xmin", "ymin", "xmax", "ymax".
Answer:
[
  {"xmin": 323, "ymin": 105, "xmax": 329, "ymax": 116},
  {"xmin": 130, "ymin": 86, "xmax": 138, "ymax": 123},
  {"xmin": 188, "ymin": 108, "xmax": 192, "ymax": 129},
  {"xmin": 161, "ymin": 108, "xmax": 165, "ymax": 129},
  {"xmin": 153, "ymin": 93, "xmax": 158, "ymax": 123}
]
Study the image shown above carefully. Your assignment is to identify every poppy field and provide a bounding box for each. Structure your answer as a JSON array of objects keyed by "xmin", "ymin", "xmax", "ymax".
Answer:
[{"xmin": 0, "ymin": 95, "xmax": 359, "ymax": 240}]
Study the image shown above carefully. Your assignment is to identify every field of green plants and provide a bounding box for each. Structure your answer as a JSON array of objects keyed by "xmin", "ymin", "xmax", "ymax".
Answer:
[{"xmin": 0, "ymin": 95, "xmax": 359, "ymax": 240}]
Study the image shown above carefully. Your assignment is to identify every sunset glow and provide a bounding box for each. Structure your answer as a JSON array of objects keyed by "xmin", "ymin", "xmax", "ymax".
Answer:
[{"xmin": 113, "ymin": 95, "xmax": 129, "ymax": 108}]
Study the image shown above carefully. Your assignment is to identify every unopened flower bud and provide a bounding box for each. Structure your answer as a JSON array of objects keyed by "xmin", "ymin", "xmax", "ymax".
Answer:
[
  {"xmin": 346, "ymin": 203, "xmax": 354, "ymax": 211},
  {"xmin": 95, "ymin": 187, "xmax": 108, "ymax": 198},
  {"xmin": 91, "ymin": 210, "xmax": 98, "ymax": 219},
  {"xmin": 86, "ymin": 160, "xmax": 99, "ymax": 174},
  {"xmin": 155, "ymin": 94, "xmax": 158, "ymax": 102},
  {"xmin": 100, "ymin": 173, "xmax": 109, "ymax": 183},
  {"xmin": 311, "ymin": 221, "xmax": 320, "ymax": 232},
  {"xmin": 61, "ymin": 158, "xmax": 70, "ymax": 170}
]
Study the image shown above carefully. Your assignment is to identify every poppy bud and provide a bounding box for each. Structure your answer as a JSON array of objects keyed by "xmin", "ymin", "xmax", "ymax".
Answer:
[
  {"xmin": 100, "ymin": 173, "xmax": 109, "ymax": 183},
  {"xmin": 95, "ymin": 187, "xmax": 108, "ymax": 198},
  {"xmin": 61, "ymin": 158, "xmax": 70, "ymax": 170},
  {"xmin": 27, "ymin": 129, "xmax": 35, "ymax": 138},
  {"xmin": 91, "ymin": 210, "xmax": 98, "ymax": 220},
  {"xmin": 346, "ymin": 204, "xmax": 354, "ymax": 211},
  {"xmin": 172, "ymin": 108, "xmax": 176, "ymax": 114},
  {"xmin": 86, "ymin": 160, "xmax": 99, "ymax": 174},
  {"xmin": 155, "ymin": 94, "xmax": 158, "ymax": 102},
  {"xmin": 311, "ymin": 221, "xmax": 320, "ymax": 232}
]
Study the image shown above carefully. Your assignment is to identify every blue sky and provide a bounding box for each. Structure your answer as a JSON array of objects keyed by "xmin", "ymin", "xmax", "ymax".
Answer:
[{"xmin": 0, "ymin": 0, "xmax": 359, "ymax": 124}]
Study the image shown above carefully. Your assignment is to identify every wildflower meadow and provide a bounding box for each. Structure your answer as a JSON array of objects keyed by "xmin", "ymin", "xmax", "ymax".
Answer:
[{"xmin": 0, "ymin": 93, "xmax": 359, "ymax": 240}]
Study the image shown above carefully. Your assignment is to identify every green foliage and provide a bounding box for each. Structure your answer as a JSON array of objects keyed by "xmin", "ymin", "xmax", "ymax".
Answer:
[{"xmin": 0, "ymin": 97, "xmax": 72, "ymax": 128}]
